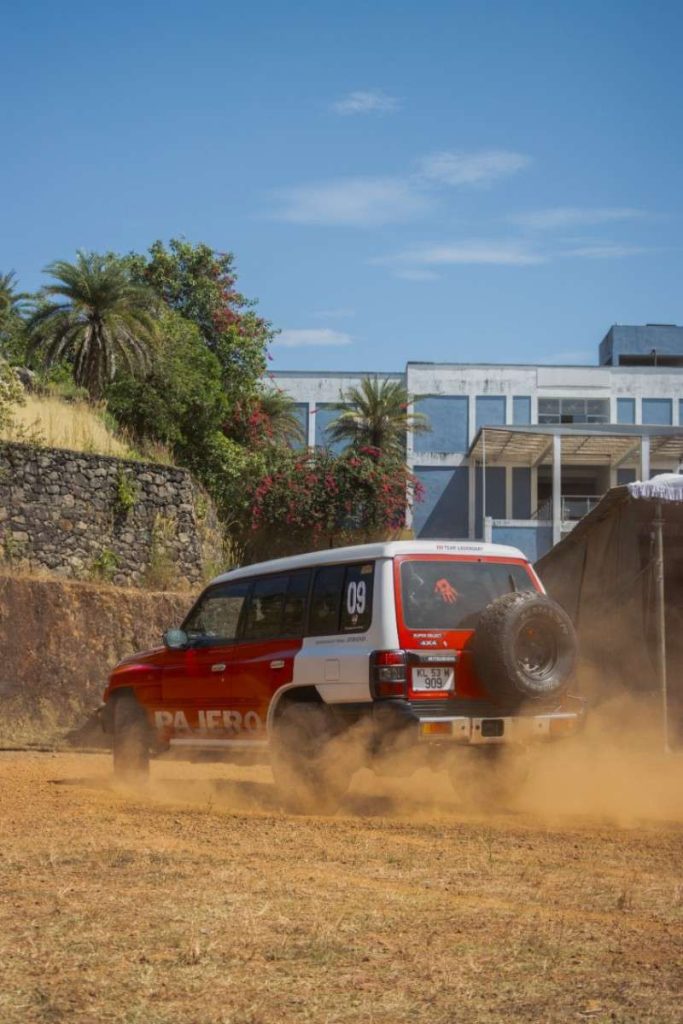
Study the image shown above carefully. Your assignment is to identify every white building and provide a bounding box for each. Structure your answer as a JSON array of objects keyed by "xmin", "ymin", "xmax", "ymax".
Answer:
[{"xmin": 272, "ymin": 325, "xmax": 683, "ymax": 560}]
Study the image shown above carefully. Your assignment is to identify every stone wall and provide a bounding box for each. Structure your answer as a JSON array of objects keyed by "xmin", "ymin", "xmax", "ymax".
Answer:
[{"xmin": 0, "ymin": 442, "xmax": 222, "ymax": 587}]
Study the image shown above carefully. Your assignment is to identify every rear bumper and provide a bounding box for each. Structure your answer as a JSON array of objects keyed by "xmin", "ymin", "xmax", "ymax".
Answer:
[
  {"xmin": 417, "ymin": 711, "xmax": 583, "ymax": 745},
  {"xmin": 371, "ymin": 698, "xmax": 585, "ymax": 747}
]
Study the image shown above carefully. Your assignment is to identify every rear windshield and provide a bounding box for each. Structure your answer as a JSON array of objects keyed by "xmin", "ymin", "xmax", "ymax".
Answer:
[{"xmin": 400, "ymin": 559, "xmax": 536, "ymax": 630}]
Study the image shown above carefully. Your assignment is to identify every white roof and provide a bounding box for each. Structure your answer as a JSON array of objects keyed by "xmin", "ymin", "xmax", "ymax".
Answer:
[{"xmin": 211, "ymin": 539, "xmax": 528, "ymax": 585}]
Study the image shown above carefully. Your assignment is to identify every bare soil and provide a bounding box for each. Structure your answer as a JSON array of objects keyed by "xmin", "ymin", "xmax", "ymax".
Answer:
[{"xmin": 0, "ymin": 749, "xmax": 681, "ymax": 1024}]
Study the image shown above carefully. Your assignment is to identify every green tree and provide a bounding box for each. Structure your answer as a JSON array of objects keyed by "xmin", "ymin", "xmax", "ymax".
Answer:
[
  {"xmin": 248, "ymin": 447, "xmax": 422, "ymax": 560},
  {"xmin": 126, "ymin": 239, "xmax": 272, "ymax": 408},
  {"xmin": 28, "ymin": 253, "xmax": 158, "ymax": 400},
  {"xmin": 328, "ymin": 376, "xmax": 430, "ymax": 456},
  {"xmin": 228, "ymin": 388, "xmax": 306, "ymax": 449},
  {"xmin": 0, "ymin": 359, "xmax": 25, "ymax": 431},
  {"xmin": 0, "ymin": 271, "xmax": 30, "ymax": 363},
  {"xmin": 105, "ymin": 310, "xmax": 228, "ymax": 458}
]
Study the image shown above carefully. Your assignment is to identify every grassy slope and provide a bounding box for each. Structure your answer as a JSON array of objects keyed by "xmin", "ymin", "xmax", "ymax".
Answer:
[{"xmin": 3, "ymin": 394, "xmax": 135, "ymax": 457}]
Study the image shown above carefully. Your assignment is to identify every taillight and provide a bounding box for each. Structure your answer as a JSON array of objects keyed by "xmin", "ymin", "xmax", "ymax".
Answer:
[{"xmin": 370, "ymin": 650, "xmax": 407, "ymax": 699}]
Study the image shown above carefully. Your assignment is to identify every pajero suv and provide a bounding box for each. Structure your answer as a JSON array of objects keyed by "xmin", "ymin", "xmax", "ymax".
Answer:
[{"xmin": 101, "ymin": 541, "xmax": 582, "ymax": 809}]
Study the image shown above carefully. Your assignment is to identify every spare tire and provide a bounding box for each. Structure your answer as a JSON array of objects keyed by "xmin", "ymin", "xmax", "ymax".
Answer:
[{"xmin": 472, "ymin": 591, "xmax": 577, "ymax": 703}]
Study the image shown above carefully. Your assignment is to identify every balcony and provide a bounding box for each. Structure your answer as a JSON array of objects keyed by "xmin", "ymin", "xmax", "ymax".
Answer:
[{"xmin": 534, "ymin": 495, "xmax": 603, "ymax": 523}]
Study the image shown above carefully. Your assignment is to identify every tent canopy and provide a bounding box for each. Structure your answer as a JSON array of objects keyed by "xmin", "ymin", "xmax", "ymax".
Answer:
[{"xmin": 536, "ymin": 474, "xmax": 683, "ymax": 747}]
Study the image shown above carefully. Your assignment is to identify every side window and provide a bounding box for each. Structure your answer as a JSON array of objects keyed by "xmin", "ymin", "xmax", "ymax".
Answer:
[
  {"xmin": 341, "ymin": 563, "xmax": 374, "ymax": 632},
  {"xmin": 183, "ymin": 580, "xmax": 250, "ymax": 644},
  {"xmin": 243, "ymin": 575, "xmax": 288, "ymax": 641},
  {"xmin": 308, "ymin": 562, "xmax": 375, "ymax": 635},
  {"xmin": 282, "ymin": 570, "xmax": 311, "ymax": 636},
  {"xmin": 309, "ymin": 565, "xmax": 346, "ymax": 635}
]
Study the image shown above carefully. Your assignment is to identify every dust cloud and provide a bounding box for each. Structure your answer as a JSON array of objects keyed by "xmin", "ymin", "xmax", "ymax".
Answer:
[{"xmin": 116, "ymin": 689, "xmax": 683, "ymax": 828}]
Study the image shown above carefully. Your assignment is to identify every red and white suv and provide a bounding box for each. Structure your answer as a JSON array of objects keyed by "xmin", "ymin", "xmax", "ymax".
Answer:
[{"xmin": 102, "ymin": 540, "xmax": 582, "ymax": 808}]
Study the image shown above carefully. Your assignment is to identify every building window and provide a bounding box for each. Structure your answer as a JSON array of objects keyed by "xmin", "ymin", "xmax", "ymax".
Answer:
[
  {"xmin": 314, "ymin": 403, "xmax": 346, "ymax": 452},
  {"xmin": 642, "ymin": 398, "xmax": 672, "ymax": 425},
  {"xmin": 538, "ymin": 398, "xmax": 609, "ymax": 424},
  {"xmin": 293, "ymin": 403, "xmax": 309, "ymax": 447},
  {"xmin": 512, "ymin": 396, "xmax": 531, "ymax": 425},
  {"xmin": 680, "ymin": 399, "xmax": 683, "ymax": 426},
  {"xmin": 475, "ymin": 396, "xmax": 506, "ymax": 431},
  {"xmin": 616, "ymin": 398, "xmax": 635, "ymax": 425},
  {"xmin": 413, "ymin": 396, "xmax": 469, "ymax": 454},
  {"xmin": 412, "ymin": 466, "xmax": 469, "ymax": 538}
]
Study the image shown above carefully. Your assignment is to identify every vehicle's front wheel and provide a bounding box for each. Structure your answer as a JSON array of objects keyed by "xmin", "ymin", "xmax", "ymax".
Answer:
[
  {"xmin": 270, "ymin": 701, "xmax": 353, "ymax": 814},
  {"xmin": 112, "ymin": 694, "xmax": 150, "ymax": 783}
]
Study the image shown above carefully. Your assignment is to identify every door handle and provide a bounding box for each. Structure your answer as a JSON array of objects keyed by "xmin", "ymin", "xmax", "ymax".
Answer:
[
  {"xmin": 270, "ymin": 660, "xmax": 285, "ymax": 669},
  {"xmin": 211, "ymin": 663, "xmax": 227, "ymax": 673}
]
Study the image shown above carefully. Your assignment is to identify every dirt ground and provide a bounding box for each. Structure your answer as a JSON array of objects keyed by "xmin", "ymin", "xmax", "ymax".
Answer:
[{"xmin": 0, "ymin": 746, "xmax": 681, "ymax": 1024}]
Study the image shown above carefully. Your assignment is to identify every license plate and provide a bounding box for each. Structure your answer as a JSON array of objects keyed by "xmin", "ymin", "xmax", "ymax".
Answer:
[{"xmin": 412, "ymin": 667, "xmax": 454, "ymax": 692}]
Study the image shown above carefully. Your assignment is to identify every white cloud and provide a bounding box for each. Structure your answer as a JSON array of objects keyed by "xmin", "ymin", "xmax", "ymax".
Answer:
[
  {"xmin": 332, "ymin": 90, "xmax": 399, "ymax": 115},
  {"xmin": 272, "ymin": 177, "xmax": 430, "ymax": 226},
  {"xmin": 510, "ymin": 207, "xmax": 644, "ymax": 230},
  {"xmin": 417, "ymin": 150, "xmax": 531, "ymax": 187},
  {"xmin": 275, "ymin": 328, "xmax": 353, "ymax": 348},
  {"xmin": 394, "ymin": 268, "xmax": 440, "ymax": 281},
  {"xmin": 566, "ymin": 243, "xmax": 648, "ymax": 259},
  {"xmin": 379, "ymin": 239, "xmax": 545, "ymax": 268}
]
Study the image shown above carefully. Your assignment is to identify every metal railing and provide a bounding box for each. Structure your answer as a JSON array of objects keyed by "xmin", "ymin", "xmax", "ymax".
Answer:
[{"xmin": 532, "ymin": 495, "xmax": 602, "ymax": 522}]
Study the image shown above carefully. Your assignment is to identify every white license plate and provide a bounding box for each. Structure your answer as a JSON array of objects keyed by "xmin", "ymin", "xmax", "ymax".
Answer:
[{"xmin": 412, "ymin": 667, "xmax": 454, "ymax": 692}]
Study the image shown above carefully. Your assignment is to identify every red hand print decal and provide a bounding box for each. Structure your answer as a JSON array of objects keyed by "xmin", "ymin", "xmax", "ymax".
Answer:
[{"xmin": 434, "ymin": 578, "xmax": 458, "ymax": 604}]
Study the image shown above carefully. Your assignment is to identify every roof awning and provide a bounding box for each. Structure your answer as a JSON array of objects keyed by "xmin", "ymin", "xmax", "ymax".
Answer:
[{"xmin": 468, "ymin": 424, "xmax": 683, "ymax": 467}]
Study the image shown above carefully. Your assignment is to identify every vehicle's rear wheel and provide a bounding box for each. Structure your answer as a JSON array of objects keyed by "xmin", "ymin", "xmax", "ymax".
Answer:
[
  {"xmin": 112, "ymin": 694, "xmax": 150, "ymax": 783},
  {"xmin": 270, "ymin": 701, "xmax": 353, "ymax": 814},
  {"xmin": 472, "ymin": 592, "xmax": 577, "ymax": 705}
]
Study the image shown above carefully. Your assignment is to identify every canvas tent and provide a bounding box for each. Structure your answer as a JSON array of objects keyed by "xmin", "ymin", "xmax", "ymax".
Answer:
[{"xmin": 536, "ymin": 474, "xmax": 683, "ymax": 750}]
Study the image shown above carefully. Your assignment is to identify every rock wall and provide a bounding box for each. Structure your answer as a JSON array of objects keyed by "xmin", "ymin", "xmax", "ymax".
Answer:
[
  {"xmin": 0, "ymin": 442, "xmax": 222, "ymax": 587},
  {"xmin": 0, "ymin": 572, "xmax": 191, "ymax": 740}
]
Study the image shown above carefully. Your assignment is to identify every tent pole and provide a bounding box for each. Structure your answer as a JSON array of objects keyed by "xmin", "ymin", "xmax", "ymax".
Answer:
[
  {"xmin": 654, "ymin": 501, "xmax": 669, "ymax": 753},
  {"xmin": 482, "ymin": 428, "xmax": 487, "ymax": 539}
]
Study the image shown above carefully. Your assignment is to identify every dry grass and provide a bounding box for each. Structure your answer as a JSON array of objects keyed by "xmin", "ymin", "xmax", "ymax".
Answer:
[
  {"xmin": 2, "ymin": 395, "xmax": 134, "ymax": 457},
  {"xmin": 0, "ymin": 751, "xmax": 681, "ymax": 1024}
]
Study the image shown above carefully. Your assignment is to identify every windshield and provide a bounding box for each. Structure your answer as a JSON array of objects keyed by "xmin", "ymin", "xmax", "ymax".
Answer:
[{"xmin": 400, "ymin": 559, "xmax": 536, "ymax": 630}]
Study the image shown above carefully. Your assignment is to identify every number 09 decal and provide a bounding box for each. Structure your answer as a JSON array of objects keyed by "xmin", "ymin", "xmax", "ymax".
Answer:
[{"xmin": 346, "ymin": 579, "xmax": 367, "ymax": 616}]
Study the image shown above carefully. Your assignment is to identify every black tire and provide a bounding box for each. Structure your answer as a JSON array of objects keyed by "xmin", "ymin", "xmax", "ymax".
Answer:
[
  {"xmin": 472, "ymin": 591, "xmax": 577, "ymax": 704},
  {"xmin": 112, "ymin": 694, "xmax": 150, "ymax": 782},
  {"xmin": 270, "ymin": 701, "xmax": 353, "ymax": 814}
]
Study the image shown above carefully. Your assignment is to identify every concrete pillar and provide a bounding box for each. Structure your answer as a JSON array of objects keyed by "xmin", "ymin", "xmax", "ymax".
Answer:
[
  {"xmin": 467, "ymin": 461, "xmax": 476, "ymax": 538},
  {"xmin": 552, "ymin": 433, "xmax": 562, "ymax": 546},
  {"xmin": 640, "ymin": 434, "xmax": 651, "ymax": 482},
  {"xmin": 308, "ymin": 404, "xmax": 316, "ymax": 449}
]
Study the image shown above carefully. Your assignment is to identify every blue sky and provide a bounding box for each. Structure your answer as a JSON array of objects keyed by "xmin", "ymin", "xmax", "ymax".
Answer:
[{"xmin": 1, "ymin": 1, "xmax": 681, "ymax": 371}]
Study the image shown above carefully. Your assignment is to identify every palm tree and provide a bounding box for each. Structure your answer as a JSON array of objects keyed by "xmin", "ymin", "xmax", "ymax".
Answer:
[
  {"xmin": 0, "ymin": 271, "xmax": 29, "ymax": 322},
  {"xmin": 259, "ymin": 388, "xmax": 306, "ymax": 446},
  {"xmin": 28, "ymin": 253, "xmax": 158, "ymax": 400},
  {"xmin": 327, "ymin": 376, "xmax": 430, "ymax": 455},
  {"xmin": 0, "ymin": 271, "xmax": 30, "ymax": 362}
]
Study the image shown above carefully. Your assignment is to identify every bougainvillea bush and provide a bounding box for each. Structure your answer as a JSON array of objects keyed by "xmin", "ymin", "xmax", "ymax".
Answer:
[{"xmin": 247, "ymin": 446, "xmax": 423, "ymax": 560}]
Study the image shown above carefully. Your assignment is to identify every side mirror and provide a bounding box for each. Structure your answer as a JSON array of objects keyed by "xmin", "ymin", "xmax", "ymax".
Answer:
[{"xmin": 163, "ymin": 628, "xmax": 189, "ymax": 650}]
